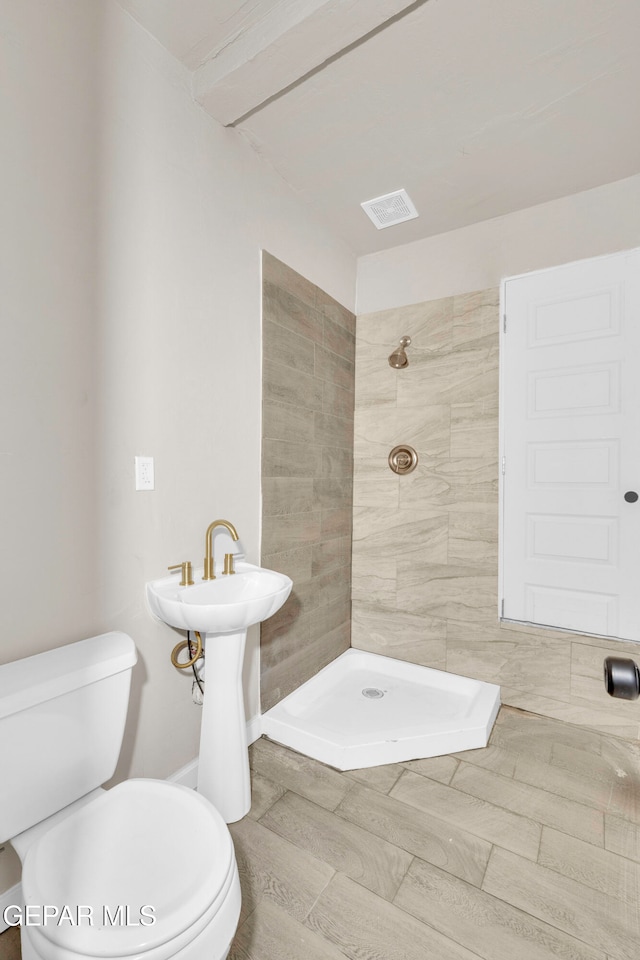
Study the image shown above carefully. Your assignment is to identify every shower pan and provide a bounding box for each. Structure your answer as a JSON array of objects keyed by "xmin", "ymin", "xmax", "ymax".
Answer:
[{"xmin": 262, "ymin": 648, "xmax": 500, "ymax": 770}]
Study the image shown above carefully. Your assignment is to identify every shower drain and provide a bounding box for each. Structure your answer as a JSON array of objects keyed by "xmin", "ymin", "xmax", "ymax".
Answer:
[{"xmin": 362, "ymin": 687, "xmax": 385, "ymax": 699}]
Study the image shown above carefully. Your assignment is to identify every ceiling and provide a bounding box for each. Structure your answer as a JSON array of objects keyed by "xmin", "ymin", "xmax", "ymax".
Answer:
[{"xmin": 117, "ymin": 0, "xmax": 640, "ymax": 255}]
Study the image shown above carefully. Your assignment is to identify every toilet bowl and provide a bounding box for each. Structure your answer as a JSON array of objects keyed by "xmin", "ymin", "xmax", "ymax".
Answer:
[
  {"xmin": 14, "ymin": 780, "xmax": 241, "ymax": 960},
  {"xmin": 0, "ymin": 633, "xmax": 241, "ymax": 960}
]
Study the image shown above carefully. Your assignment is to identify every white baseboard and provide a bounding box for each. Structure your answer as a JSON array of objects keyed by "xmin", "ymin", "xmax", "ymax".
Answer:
[
  {"xmin": 166, "ymin": 757, "xmax": 199, "ymax": 789},
  {"xmin": 246, "ymin": 713, "xmax": 263, "ymax": 745},
  {"xmin": 0, "ymin": 883, "xmax": 22, "ymax": 934},
  {"xmin": 0, "ymin": 714, "xmax": 265, "ymax": 933}
]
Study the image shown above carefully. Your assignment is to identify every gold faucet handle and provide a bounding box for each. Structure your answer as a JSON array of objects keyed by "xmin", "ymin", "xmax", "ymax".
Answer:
[
  {"xmin": 167, "ymin": 561, "xmax": 194, "ymax": 586},
  {"xmin": 223, "ymin": 553, "xmax": 236, "ymax": 576}
]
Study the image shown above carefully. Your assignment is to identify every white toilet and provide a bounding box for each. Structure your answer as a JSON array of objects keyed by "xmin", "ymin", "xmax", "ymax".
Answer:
[{"xmin": 0, "ymin": 632, "xmax": 241, "ymax": 960}]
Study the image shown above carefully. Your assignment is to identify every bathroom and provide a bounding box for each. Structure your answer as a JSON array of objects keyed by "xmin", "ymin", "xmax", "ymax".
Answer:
[{"xmin": 2, "ymin": 0, "xmax": 640, "ymax": 957}]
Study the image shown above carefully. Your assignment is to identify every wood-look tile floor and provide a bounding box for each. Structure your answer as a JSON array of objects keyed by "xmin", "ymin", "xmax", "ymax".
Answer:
[
  {"xmin": 2, "ymin": 705, "xmax": 639, "ymax": 960},
  {"xmin": 0, "ymin": 926, "xmax": 20, "ymax": 960},
  {"xmin": 229, "ymin": 706, "xmax": 640, "ymax": 960}
]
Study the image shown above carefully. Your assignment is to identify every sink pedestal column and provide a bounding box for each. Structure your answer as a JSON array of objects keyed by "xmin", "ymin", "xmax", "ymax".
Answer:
[{"xmin": 197, "ymin": 630, "xmax": 251, "ymax": 824}]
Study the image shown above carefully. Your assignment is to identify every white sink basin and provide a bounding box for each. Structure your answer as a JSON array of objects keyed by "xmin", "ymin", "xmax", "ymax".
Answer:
[{"xmin": 146, "ymin": 562, "xmax": 292, "ymax": 634}]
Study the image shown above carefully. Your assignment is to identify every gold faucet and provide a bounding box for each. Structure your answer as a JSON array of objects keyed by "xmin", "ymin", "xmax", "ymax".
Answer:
[{"xmin": 203, "ymin": 519, "xmax": 239, "ymax": 580}]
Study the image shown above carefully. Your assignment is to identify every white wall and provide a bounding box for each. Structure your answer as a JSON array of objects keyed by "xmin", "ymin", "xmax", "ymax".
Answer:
[
  {"xmin": 356, "ymin": 174, "xmax": 640, "ymax": 313},
  {"xmin": 0, "ymin": 0, "xmax": 355, "ymax": 895}
]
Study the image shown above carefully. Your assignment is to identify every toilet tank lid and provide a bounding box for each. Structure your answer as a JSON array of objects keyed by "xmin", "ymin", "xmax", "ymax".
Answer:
[{"xmin": 0, "ymin": 632, "xmax": 137, "ymax": 720}]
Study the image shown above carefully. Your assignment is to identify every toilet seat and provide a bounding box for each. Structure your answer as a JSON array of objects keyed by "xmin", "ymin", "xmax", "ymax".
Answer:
[{"xmin": 21, "ymin": 780, "xmax": 236, "ymax": 959}]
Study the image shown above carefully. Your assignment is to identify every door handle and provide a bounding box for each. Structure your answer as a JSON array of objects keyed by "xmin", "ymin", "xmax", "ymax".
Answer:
[{"xmin": 624, "ymin": 491, "xmax": 638, "ymax": 503}]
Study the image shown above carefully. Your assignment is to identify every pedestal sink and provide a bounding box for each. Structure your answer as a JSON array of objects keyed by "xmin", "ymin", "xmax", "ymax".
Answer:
[{"xmin": 146, "ymin": 563, "xmax": 292, "ymax": 822}]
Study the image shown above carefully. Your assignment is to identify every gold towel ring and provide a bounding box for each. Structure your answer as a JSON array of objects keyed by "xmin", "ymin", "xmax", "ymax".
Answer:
[{"xmin": 171, "ymin": 631, "xmax": 203, "ymax": 670}]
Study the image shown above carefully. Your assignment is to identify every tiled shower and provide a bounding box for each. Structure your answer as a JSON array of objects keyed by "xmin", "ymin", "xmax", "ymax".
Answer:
[{"xmin": 261, "ymin": 255, "xmax": 638, "ymax": 739}]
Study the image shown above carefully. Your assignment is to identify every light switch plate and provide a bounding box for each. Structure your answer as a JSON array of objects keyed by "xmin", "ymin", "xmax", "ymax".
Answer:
[{"xmin": 135, "ymin": 456, "xmax": 154, "ymax": 491}]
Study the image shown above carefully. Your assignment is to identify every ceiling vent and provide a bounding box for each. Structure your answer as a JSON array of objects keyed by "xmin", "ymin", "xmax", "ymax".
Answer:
[{"xmin": 360, "ymin": 189, "xmax": 418, "ymax": 229}]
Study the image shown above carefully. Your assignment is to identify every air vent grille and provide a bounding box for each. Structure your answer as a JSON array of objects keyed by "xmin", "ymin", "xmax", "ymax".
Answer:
[{"xmin": 361, "ymin": 189, "xmax": 418, "ymax": 229}]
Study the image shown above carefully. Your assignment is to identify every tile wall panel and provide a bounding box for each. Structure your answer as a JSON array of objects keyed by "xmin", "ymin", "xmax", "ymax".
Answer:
[
  {"xmin": 353, "ymin": 287, "xmax": 639, "ymax": 740},
  {"xmin": 261, "ymin": 252, "xmax": 354, "ymax": 711}
]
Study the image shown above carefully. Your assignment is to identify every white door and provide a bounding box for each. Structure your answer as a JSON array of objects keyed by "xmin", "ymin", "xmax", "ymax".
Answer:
[{"xmin": 501, "ymin": 247, "xmax": 640, "ymax": 641}]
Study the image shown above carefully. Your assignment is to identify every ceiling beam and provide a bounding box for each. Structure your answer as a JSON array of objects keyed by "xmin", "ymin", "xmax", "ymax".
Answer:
[{"xmin": 193, "ymin": 0, "xmax": 422, "ymax": 126}]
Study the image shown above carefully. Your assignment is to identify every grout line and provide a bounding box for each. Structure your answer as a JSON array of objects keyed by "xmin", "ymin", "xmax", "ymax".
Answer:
[
  {"xmin": 479, "ymin": 844, "xmax": 494, "ymax": 889},
  {"xmin": 480, "ymin": 844, "xmax": 498, "ymax": 893},
  {"xmin": 301, "ymin": 868, "xmax": 336, "ymax": 924},
  {"xmin": 232, "ymin": 903, "xmax": 258, "ymax": 942},
  {"xmin": 385, "ymin": 770, "xmax": 404, "ymax": 795},
  {"xmin": 535, "ymin": 824, "xmax": 543, "ymax": 864},
  {"xmin": 391, "ymin": 854, "xmax": 416, "ymax": 902},
  {"xmin": 602, "ymin": 811, "xmax": 610, "ymax": 853},
  {"xmin": 253, "ymin": 782, "xmax": 287, "ymax": 824}
]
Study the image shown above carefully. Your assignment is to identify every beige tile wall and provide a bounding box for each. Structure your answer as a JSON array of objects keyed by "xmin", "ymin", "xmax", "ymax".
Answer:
[
  {"xmin": 353, "ymin": 288, "xmax": 640, "ymax": 740},
  {"xmin": 260, "ymin": 253, "xmax": 355, "ymax": 711}
]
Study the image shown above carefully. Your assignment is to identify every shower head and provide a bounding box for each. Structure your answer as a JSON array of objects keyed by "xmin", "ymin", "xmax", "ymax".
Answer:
[{"xmin": 388, "ymin": 336, "xmax": 411, "ymax": 369}]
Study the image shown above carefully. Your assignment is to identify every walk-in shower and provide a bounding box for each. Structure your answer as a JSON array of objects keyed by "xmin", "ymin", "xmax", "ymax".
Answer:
[{"xmin": 261, "ymin": 262, "xmax": 501, "ymax": 771}]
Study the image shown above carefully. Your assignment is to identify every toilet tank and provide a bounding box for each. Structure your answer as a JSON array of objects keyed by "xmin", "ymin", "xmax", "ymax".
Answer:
[{"xmin": 0, "ymin": 632, "xmax": 137, "ymax": 842}]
